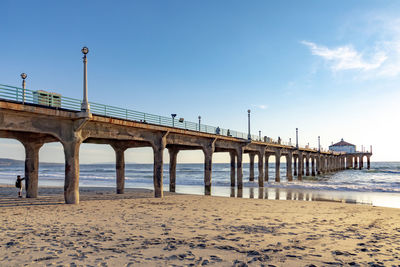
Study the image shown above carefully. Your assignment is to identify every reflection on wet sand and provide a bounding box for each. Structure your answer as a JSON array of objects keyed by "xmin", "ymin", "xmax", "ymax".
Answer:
[
  {"xmin": 227, "ymin": 186, "xmax": 372, "ymax": 205},
  {"xmin": 258, "ymin": 187, "xmax": 263, "ymax": 199}
]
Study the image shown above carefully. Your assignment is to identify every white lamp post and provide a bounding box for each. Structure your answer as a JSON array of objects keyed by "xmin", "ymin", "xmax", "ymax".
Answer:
[
  {"xmin": 247, "ymin": 109, "xmax": 251, "ymax": 140},
  {"xmin": 198, "ymin": 115, "xmax": 201, "ymax": 131},
  {"xmin": 20, "ymin": 73, "xmax": 27, "ymax": 104},
  {"xmin": 81, "ymin": 46, "xmax": 90, "ymax": 112}
]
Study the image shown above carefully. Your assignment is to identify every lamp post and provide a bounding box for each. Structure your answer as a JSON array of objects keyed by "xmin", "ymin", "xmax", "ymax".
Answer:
[
  {"xmin": 198, "ymin": 115, "xmax": 201, "ymax": 131},
  {"xmin": 296, "ymin": 128, "xmax": 298, "ymax": 148},
  {"xmin": 289, "ymin": 138, "xmax": 292, "ymax": 146},
  {"xmin": 81, "ymin": 46, "xmax": 90, "ymax": 112},
  {"xmin": 171, "ymin": 114, "xmax": 177, "ymax": 127},
  {"xmin": 247, "ymin": 109, "xmax": 251, "ymax": 140},
  {"xmin": 20, "ymin": 73, "xmax": 27, "ymax": 104},
  {"xmin": 318, "ymin": 136, "xmax": 320, "ymax": 152},
  {"xmin": 259, "ymin": 130, "xmax": 261, "ymax": 141}
]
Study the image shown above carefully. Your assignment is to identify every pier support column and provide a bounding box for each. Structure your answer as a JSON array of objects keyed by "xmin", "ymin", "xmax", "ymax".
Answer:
[
  {"xmin": 297, "ymin": 153, "xmax": 303, "ymax": 181},
  {"xmin": 293, "ymin": 155, "xmax": 297, "ymax": 176},
  {"xmin": 264, "ymin": 153, "xmax": 270, "ymax": 182},
  {"xmin": 311, "ymin": 156, "xmax": 316, "ymax": 176},
  {"xmin": 229, "ymin": 151, "xmax": 236, "ymax": 187},
  {"xmin": 332, "ymin": 157, "xmax": 336, "ymax": 171},
  {"xmin": 236, "ymin": 147, "xmax": 244, "ymax": 190},
  {"xmin": 63, "ymin": 140, "xmax": 82, "ymax": 204},
  {"xmin": 347, "ymin": 156, "xmax": 352, "ymax": 169},
  {"xmin": 257, "ymin": 152, "xmax": 264, "ymax": 187},
  {"xmin": 354, "ymin": 156, "xmax": 358, "ymax": 170},
  {"xmin": 316, "ymin": 156, "xmax": 321, "ymax": 175},
  {"xmin": 326, "ymin": 157, "xmax": 329, "ymax": 172},
  {"xmin": 325, "ymin": 156, "xmax": 329, "ymax": 172},
  {"xmin": 112, "ymin": 145, "xmax": 127, "ymax": 194},
  {"xmin": 327, "ymin": 157, "xmax": 331, "ymax": 172},
  {"xmin": 23, "ymin": 141, "xmax": 43, "ymax": 198},
  {"xmin": 168, "ymin": 147, "xmax": 179, "ymax": 192},
  {"xmin": 306, "ymin": 155, "xmax": 310, "ymax": 176},
  {"xmin": 249, "ymin": 152, "xmax": 255, "ymax": 182},
  {"xmin": 152, "ymin": 135, "xmax": 167, "ymax": 198},
  {"xmin": 275, "ymin": 150, "xmax": 281, "ymax": 182},
  {"xmin": 367, "ymin": 156, "xmax": 370, "ymax": 170},
  {"xmin": 359, "ymin": 155, "xmax": 363, "ymax": 170},
  {"xmin": 286, "ymin": 152, "xmax": 293, "ymax": 181},
  {"xmin": 203, "ymin": 143, "xmax": 215, "ymax": 196}
]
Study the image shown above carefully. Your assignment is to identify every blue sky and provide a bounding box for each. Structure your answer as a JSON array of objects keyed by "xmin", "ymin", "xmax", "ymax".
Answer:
[{"xmin": 1, "ymin": 1, "xmax": 400, "ymax": 163}]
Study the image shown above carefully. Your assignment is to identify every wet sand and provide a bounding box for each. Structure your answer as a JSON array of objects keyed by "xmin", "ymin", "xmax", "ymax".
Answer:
[{"xmin": 1, "ymin": 185, "xmax": 400, "ymax": 266}]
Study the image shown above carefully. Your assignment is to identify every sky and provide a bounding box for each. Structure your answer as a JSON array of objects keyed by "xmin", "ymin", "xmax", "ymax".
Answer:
[{"xmin": 1, "ymin": 0, "xmax": 400, "ymax": 163}]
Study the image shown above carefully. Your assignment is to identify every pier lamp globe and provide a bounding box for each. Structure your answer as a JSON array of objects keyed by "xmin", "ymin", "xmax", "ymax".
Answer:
[
  {"xmin": 171, "ymin": 114, "xmax": 177, "ymax": 127},
  {"xmin": 81, "ymin": 46, "xmax": 89, "ymax": 55},
  {"xmin": 20, "ymin": 73, "xmax": 27, "ymax": 80}
]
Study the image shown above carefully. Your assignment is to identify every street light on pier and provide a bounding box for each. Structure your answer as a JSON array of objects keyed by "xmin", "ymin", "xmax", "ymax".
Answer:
[
  {"xmin": 198, "ymin": 115, "xmax": 201, "ymax": 131},
  {"xmin": 296, "ymin": 128, "xmax": 299, "ymax": 148},
  {"xmin": 247, "ymin": 109, "xmax": 251, "ymax": 140},
  {"xmin": 81, "ymin": 46, "xmax": 90, "ymax": 112},
  {"xmin": 20, "ymin": 73, "xmax": 27, "ymax": 104},
  {"xmin": 318, "ymin": 136, "xmax": 320, "ymax": 152},
  {"xmin": 259, "ymin": 131, "xmax": 261, "ymax": 141},
  {"xmin": 171, "ymin": 114, "xmax": 177, "ymax": 127}
]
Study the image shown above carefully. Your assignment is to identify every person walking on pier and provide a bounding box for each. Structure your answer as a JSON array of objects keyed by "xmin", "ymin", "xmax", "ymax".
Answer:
[{"xmin": 15, "ymin": 175, "xmax": 25, "ymax": 198}]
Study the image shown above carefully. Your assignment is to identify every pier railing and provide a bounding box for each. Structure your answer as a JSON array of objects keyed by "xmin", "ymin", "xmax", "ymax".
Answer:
[{"xmin": 0, "ymin": 83, "xmax": 311, "ymax": 149}]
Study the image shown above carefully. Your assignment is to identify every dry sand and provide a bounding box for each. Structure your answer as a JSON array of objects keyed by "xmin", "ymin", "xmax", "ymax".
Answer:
[{"xmin": 1, "ymin": 186, "xmax": 400, "ymax": 266}]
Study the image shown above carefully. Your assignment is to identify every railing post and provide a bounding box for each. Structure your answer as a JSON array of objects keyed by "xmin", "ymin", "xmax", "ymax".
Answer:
[
  {"xmin": 104, "ymin": 105, "xmax": 107, "ymax": 116},
  {"xmin": 126, "ymin": 109, "xmax": 128, "ymax": 120}
]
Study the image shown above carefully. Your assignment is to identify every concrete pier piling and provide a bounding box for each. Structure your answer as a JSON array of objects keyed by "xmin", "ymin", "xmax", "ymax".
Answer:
[
  {"xmin": 275, "ymin": 150, "xmax": 281, "ymax": 182},
  {"xmin": 249, "ymin": 152, "xmax": 255, "ymax": 182},
  {"xmin": 63, "ymin": 140, "xmax": 81, "ymax": 204},
  {"xmin": 113, "ymin": 146, "xmax": 126, "ymax": 194},
  {"xmin": 23, "ymin": 141, "xmax": 43, "ymax": 198},
  {"xmin": 297, "ymin": 153, "xmax": 303, "ymax": 181},
  {"xmin": 286, "ymin": 152, "xmax": 293, "ymax": 181},
  {"xmin": 168, "ymin": 148, "xmax": 179, "ymax": 192},
  {"xmin": 236, "ymin": 147, "xmax": 243, "ymax": 190},
  {"xmin": 257, "ymin": 152, "xmax": 264, "ymax": 187},
  {"xmin": 229, "ymin": 151, "xmax": 236, "ymax": 187},
  {"xmin": 311, "ymin": 157, "xmax": 316, "ymax": 176},
  {"xmin": 264, "ymin": 154, "xmax": 270, "ymax": 182}
]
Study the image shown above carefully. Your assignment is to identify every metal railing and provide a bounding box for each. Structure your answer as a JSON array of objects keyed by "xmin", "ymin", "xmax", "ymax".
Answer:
[{"xmin": 0, "ymin": 83, "xmax": 320, "ymax": 151}]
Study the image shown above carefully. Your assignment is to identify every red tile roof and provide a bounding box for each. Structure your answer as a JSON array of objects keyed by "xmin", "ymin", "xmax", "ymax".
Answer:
[{"xmin": 330, "ymin": 139, "xmax": 355, "ymax": 147}]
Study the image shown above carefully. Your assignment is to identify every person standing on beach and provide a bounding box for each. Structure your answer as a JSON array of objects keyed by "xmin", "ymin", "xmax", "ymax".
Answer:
[{"xmin": 15, "ymin": 175, "xmax": 25, "ymax": 198}]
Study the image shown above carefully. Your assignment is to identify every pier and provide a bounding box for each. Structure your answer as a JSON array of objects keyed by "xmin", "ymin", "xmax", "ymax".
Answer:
[{"xmin": 0, "ymin": 84, "xmax": 372, "ymax": 204}]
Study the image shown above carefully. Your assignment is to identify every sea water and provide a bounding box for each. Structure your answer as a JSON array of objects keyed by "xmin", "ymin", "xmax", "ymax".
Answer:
[{"xmin": 1, "ymin": 162, "xmax": 400, "ymax": 208}]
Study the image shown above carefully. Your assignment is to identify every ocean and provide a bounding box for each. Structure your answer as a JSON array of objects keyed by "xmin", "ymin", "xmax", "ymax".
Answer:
[{"xmin": 1, "ymin": 161, "xmax": 400, "ymax": 208}]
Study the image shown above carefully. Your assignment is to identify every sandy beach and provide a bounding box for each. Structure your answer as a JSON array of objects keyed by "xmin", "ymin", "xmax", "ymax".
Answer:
[{"xmin": 0, "ymin": 186, "xmax": 400, "ymax": 266}]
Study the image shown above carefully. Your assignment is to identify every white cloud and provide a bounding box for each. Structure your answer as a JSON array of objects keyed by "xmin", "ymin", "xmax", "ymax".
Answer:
[
  {"xmin": 301, "ymin": 41, "xmax": 387, "ymax": 72},
  {"xmin": 252, "ymin": 104, "xmax": 268, "ymax": 110}
]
